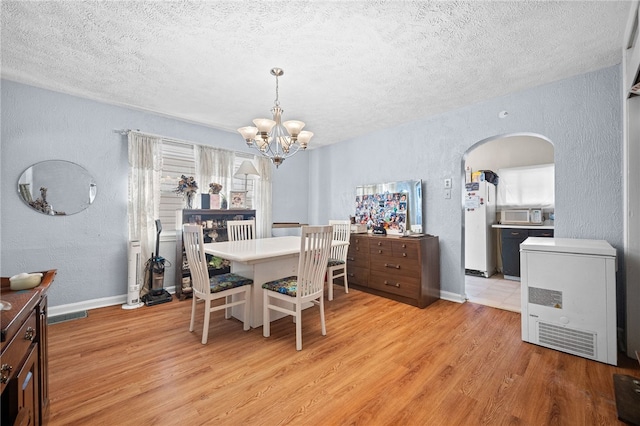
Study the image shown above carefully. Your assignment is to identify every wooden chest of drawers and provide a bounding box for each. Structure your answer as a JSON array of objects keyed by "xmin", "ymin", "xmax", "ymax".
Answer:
[
  {"xmin": 1, "ymin": 269, "xmax": 55, "ymax": 426},
  {"xmin": 347, "ymin": 234, "xmax": 440, "ymax": 308}
]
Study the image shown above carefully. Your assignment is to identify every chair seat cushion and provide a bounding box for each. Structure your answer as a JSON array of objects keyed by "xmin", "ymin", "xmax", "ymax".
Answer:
[
  {"xmin": 262, "ymin": 276, "xmax": 297, "ymax": 297},
  {"xmin": 327, "ymin": 258, "xmax": 345, "ymax": 267},
  {"xmin": 209, "ymin": 273, "xmax": 253, "ymax": 293}
]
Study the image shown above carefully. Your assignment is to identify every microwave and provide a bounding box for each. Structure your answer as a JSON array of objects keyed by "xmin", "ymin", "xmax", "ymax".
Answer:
[{"xmin": 500, "ymin": 209, "xmax": 543, "ymax": 225}]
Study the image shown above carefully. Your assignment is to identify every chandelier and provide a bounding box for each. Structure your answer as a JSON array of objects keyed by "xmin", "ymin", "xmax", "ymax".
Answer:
[{"xmin": 237, "ymin": 68, "xmax": 313, "ymax": 168}]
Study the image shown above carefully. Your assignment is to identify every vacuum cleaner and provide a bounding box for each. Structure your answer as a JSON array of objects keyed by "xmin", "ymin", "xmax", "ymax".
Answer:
[{"xmin": 141, "ymin": 219, "xmax": 172, "ymax": 306}]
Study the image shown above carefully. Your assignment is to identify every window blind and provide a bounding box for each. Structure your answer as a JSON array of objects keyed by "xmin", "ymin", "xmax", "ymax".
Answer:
[
  {"xmin": 159, "ymin": 141, "xmax": 195, "ymax": 237},
  {"xmin": 497, "ymin": 163, "xmax": 555, "ymax": 209}
]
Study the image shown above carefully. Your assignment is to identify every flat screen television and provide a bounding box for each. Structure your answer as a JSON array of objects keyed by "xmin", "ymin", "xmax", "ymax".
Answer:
[{"xmin": 354, "ymin": 180, "xmax": 423, "ymax": 235}]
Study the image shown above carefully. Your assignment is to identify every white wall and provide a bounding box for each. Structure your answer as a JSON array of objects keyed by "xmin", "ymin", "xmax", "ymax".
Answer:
[{"xmin": 309, "ymin": 66, "xmax": 624, "ymax": 309}]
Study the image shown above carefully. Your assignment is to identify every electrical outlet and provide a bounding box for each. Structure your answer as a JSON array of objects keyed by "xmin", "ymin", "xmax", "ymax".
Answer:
[
  {"xmin": 444, "ymin": 178, "xmax": 452, "ymax": 189},
  {"xmin": 444, "ymin": 189, "xmax": 451, "ymax": 199}
]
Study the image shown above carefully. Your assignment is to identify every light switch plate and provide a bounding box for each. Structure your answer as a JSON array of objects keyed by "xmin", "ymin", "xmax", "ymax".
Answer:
[{"xmin": 444, "ymin": 178, "xmax": 452, "ymax": 189}]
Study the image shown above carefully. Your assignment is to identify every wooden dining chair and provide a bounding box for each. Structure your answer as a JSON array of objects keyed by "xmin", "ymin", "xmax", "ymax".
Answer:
[
  {"xmin": 227, "ymin": 219, "xmax": 256, "ymax": 241},
  {"xmin": 326, "ymin": 220, "xmax": 351, "ymax": 301},
  {"xmin": 262, "ymin": 225, "xmax": 333, "ymax": 350},
  {"xmin": 183, "ymin": 224, "xmax": 253, "ymax": 344}
]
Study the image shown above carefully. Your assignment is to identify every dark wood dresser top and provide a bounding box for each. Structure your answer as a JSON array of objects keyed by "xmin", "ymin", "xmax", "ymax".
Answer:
[{"xmin": 1, "ymin": 269, "xmax": 56, "ymax": 346}]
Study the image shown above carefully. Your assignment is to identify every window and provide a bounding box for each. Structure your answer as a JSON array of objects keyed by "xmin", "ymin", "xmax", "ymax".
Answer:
[
  {"xmin": 157, "ymin": 142, "xmax": 261, "ymax": 240},
  {"xmin": 159, "ymin": 141, "xmax": 195, "ymax": 239},
  {"xmin": 497, "ymin": 163, "xmax": 555, "ymax": 208},
  {"xmin": 232, "ymin": 153, "xmax": 257, "ymax": 208}
]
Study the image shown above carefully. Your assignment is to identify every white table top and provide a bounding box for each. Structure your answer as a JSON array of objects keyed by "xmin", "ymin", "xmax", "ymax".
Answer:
[{"xmin": 203, "ymin": 236, "xmax": 347, "ymax": 264}]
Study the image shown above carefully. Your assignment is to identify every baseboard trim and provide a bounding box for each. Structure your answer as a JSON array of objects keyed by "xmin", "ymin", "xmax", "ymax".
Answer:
[
  {"xmin": 49, "ymin": 286, "xmax": 461, "ymax": 316},
  {"xmin": 48, "ymin": 286, "xmax": 176, "ymax": 317},
  {"xmin": 440, "ymin": 290, "xmax": 466, "ymax": 303}
]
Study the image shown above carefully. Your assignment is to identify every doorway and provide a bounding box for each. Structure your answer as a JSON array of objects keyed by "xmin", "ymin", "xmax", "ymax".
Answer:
[{"xmin": 461, "ymin": 133, "xmax": 555, "ymax": 311}]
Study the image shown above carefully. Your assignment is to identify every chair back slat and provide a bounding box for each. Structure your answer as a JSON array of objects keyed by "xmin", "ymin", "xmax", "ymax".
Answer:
[
  {"xmin": 297, "ymin": 225, "xmax": 332, "ymax": 298},
  {"xmin": 329, "ymin": 220, "xmax": 350, "ymax": 261},
  {"xmin": 182, "ymin": 224, "xmax": 210, "ymax": 295},
  {"xmin": 227, "ymin": 219, "xmax": 256, "ymax": 242}
]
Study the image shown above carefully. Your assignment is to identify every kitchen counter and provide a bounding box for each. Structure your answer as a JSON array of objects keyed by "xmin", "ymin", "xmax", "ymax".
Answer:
[{"xmin": 492, "ymin": 221, "xmax": 554, "ymax": 230}]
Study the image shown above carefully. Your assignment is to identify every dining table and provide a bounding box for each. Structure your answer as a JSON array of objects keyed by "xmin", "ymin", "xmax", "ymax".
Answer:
[{"xmin": 203, "ymin": 235, "xmax": 348, "ymax": 328}]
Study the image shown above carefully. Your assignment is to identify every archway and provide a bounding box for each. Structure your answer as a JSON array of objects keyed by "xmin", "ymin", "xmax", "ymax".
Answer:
[{"xmin": 461, "ymin": 133, "xmax": 555, "ymax": 311}]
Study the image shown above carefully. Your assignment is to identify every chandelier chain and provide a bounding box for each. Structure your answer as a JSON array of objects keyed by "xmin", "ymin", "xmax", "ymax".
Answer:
[{"xmin": 274, "ymin": 74, "xmax": 280, "ymax": 107}]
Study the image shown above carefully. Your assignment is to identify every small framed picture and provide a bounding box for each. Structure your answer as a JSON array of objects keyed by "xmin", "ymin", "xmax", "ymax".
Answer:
[{"xmin": 230, "ymin": 191, "xmax": 246, "ymax": 209}]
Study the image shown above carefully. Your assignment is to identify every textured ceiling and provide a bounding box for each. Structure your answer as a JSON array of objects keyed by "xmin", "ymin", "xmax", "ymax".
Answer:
[{"xmin": 0, "ymin": 1, "xmax": 632, "ymax": 148}]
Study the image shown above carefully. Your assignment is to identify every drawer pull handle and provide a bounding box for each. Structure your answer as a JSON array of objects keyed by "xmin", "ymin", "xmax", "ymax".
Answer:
[
  {"xmin": 24, "ymin": 327, "xmax": 35, "ymax": 341},
  {"xmin": 402, "ymin": 253, "xmax": 407, "ymax": 257},
  {"xmin": 0, "ymin": 364, "xmax": 12, "ymax": 384},
  {"xmin": 402, "ymin": 244, "xmax": 407, "ymax": 248},
  {"xmin": 377, "ymin": 242, "xmax": 382, "ymax": 246},
  {"xmin": 510, "ymin": 232, "xmax": 520, "ymax": 236},
  {"xmin": 384, "ymin": 280, "xmax": 400, "ymax": 288},
  {"xmin": 385, "ymin": 263, "xmax": 400, "ymax": 269},
  {"xmin": 378, "ymin": 249, "xmax": 382, "ymax": 254},
  {"xmin": 347, "ymin": 257, "xmax": 355, "ymax": 261}
]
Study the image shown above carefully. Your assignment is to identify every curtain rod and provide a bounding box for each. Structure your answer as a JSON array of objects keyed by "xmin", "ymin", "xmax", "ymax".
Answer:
[
  {"xmin": 113, "ymin": 128, "xmax": 209, "ymax": 148},
  {"xmin": 113, "ymin": 128, "xmax": 257, "ymax": 161}
]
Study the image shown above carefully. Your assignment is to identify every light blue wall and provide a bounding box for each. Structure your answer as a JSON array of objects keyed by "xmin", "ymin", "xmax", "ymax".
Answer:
[
  {"xmin": 309, "ymin": 65, "xmax": 623, "ymax": 298},
  {"xmin": 0, "ymin": 79, "xmax": 308, "ymax": 306},
  {"xmin": 1, "ymin": 65, "xmax": 623, "ymax": 309}
]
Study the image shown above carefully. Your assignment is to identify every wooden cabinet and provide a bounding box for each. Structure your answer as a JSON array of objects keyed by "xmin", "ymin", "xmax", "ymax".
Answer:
[
  {"xmin": 1, "ymin": 269, "xmax": 55, "ymax": 426},
  {"xmin": 346, "ymin": 234, "xmax": 440, "ymax": 308},
  {"xmin": 175, "ymin": 209, "xmax": 256, "ymax": 300},
  {"xmin": 500, "ymin": 228, "xmax": 554, "ymax": 279},
  {"xmin": 346, "ymin": 235, "xmax": 370, "ymax": 287}
]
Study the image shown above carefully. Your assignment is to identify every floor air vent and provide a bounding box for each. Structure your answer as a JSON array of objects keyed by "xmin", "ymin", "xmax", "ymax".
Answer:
[
  {"xmin": 48, "ymin": 310, "xmax": 88, "ymax": 324},
  {"xmin": 537, "ymin": 321, "xmax": 596, "ymax": 358}
]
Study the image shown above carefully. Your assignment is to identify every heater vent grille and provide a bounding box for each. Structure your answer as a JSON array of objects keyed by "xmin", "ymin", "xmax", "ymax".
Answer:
[{"xmin": 537, "ymin": 321, "xmax": 596, "ymax": 358}]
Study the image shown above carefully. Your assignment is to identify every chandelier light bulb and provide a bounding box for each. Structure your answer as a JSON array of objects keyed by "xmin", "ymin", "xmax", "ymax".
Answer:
[
  {"xmin": 252, "ymin": 118, "xmax": 276, "ymax": 133},
  {"xmin": 283, "ymin": 120, "xmax": 305, "ymax": 138}
]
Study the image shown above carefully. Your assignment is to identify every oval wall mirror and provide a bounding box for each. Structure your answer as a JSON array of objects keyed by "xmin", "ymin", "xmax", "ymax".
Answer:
[{"xmin": 18, "ymin": 160, "xmax": 97, "ymax": 216}]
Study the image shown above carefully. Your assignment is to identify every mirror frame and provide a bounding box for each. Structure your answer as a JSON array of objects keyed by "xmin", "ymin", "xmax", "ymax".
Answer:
[{"xmin": 17, "ymin": 160, "xmax": 97, "ymax": 216}]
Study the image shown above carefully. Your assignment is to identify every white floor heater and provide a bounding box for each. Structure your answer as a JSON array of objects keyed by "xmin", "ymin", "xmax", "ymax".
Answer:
[
  {"xmin": 520, "ymin": 237, "xmax": 617, "ymax": 365},
  {"xmin": 122, "ymin": 240, "xmax": 144, "ymax": 309}
]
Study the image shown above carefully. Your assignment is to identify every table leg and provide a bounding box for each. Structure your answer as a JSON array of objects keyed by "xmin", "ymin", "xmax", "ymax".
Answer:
[{"xmin": 230, "ymin": 256, "xmax": 297, "ymax": 328}]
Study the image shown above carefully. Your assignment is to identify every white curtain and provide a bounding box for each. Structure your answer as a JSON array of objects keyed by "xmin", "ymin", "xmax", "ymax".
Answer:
[
  {"xmin": 254, "ymin": 157, "xmax": 272, "ymax": 238},
  {"xmin": 196, "ymin": 145, "xmax": 234, "ymax": 207},
  {"xmin": 128, "ymin": 132, "xmax": 162, "ymax": 262}
]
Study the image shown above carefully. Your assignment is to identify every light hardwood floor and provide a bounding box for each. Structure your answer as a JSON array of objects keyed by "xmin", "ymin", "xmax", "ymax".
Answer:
[{"xmin": 47, "ymin": 288, "xmax": 638, "ymax": 425}]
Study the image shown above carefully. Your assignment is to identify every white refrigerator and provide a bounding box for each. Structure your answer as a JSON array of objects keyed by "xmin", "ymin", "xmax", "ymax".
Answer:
[{"xmin": 464, "ymin": 181, "xmax": 496, "ymax": 277}]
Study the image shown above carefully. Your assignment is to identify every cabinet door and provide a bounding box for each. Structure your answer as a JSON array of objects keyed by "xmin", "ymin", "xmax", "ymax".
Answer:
[
  {"xmin": 501, "ymin": 229, "xmax": 529, "ymax": 277},
  {"xmin": 37, "ymin": 295, "xmax": 49, "ymax": 424},
  {"xmin": 16, "ymin": 343, "xmax": 39, "ymax": 426}
]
